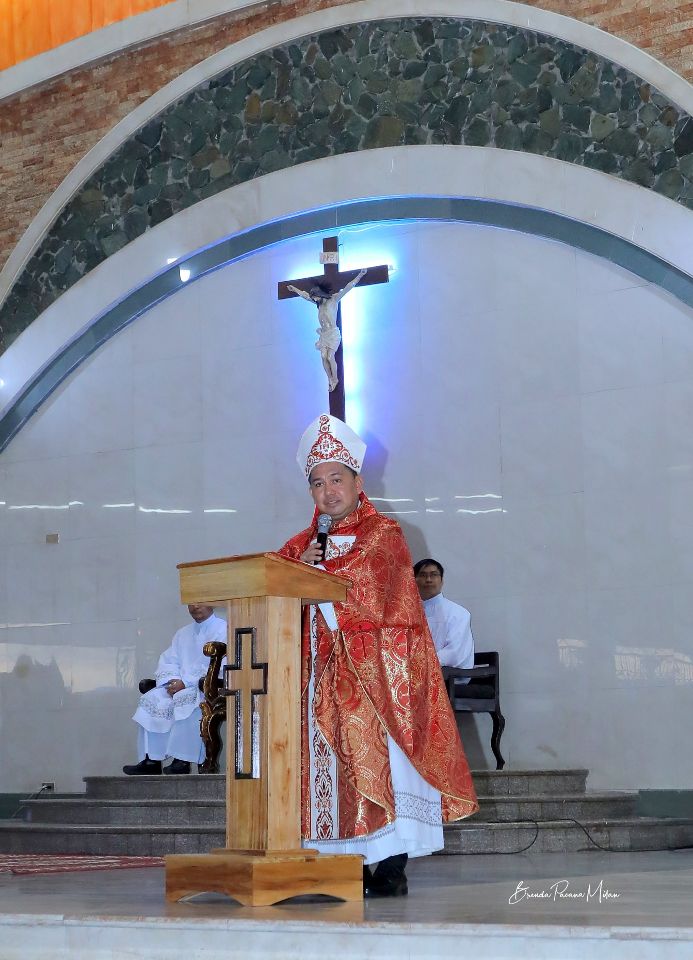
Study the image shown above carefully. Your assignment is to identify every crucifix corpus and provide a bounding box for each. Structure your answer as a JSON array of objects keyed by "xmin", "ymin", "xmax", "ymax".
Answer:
[{"xmin": 278, "ymin": 237, "xmax": 389, "ymax": 422}]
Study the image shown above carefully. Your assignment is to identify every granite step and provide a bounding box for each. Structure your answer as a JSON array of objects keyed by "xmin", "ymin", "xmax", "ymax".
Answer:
[
  {"xmin": 1, "ymin": 815, "xmax": 692, "ymax": 857},
  {"xmin": 22, "ymin": 798, "xmax": 226, "ymax": 826},
  {"xmin": 0, "ymin": 821, "xmax": 222, "ymax": 856},
  {"xmin": 3, "ymin": 767, "xmax": 668, "ymax": 857},
  {"xmin": 84, "ymin": 774, "xmax": 224, "ymax": 801},
  {"xmin": 469, "ymin": 769, "xmax": 588, "ymax": 797},
  {"xmin": 442, "ymin": 817, "xmax": 693, "ymax": 855},
  {"xmin": 80, "ymin": 768, "xmax": 589, "ymax": 801},
  {"xmin": 20, "ymin": 791, "xmax": 636, "ymax": 827},
  {"xmin": 477, "ymin": 792, "xmax": 638, "ymax": 822}
]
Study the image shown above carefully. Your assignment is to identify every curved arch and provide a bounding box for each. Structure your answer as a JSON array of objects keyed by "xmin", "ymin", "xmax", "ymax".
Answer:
[
  {"xmin": 1, "ymin": 0, "xmax": 692, "ymax": 347},
  {"xmin": 1, "ymin": 145, "xmax": 692, "ymax": 453}
]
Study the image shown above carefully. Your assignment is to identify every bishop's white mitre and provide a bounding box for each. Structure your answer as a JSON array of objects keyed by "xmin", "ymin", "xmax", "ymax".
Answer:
[{"xmin": 296, "ymin": 413, "xmax": 367, "ymax": 478}]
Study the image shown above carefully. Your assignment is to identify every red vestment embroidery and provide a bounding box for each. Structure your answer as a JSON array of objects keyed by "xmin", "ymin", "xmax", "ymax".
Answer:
[{"xmin": 279, "ymin": 494, "xmax": 478, "ymax": 839}]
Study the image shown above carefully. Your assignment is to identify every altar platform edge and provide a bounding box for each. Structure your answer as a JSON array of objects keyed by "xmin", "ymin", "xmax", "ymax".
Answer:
[{"xmin": 1, "ymin": 849, "xmax": 692, "ymax": 960}]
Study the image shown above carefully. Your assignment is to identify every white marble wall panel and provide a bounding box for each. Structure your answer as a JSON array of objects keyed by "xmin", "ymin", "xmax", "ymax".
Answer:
[
  {"xmin": 5, "ymin": 542, "xmax": 68, "ymax": 626},
  {"xmin": 583, "ymin": 481, "xmax": 671, "ymax": 592},
  {"xmin": 496, "ymin": 299, "xmax": 582, "ymax": 406},
  {"xmin": 66, "ymin": 332, "xmax": 135, "ymax": 457},
  {"xmin": 500, "ymin": 396, "xmax": 583, "ymax": 500},
  {"xmin": 64, "ymin": 535, "xmax": 136, "ymax": 624},
  {"xmin": 664, "ymin": 382, "xmax": 693, "ymax": 482},
  {"xmin": 425, "ymin": 509, "xmax": 507, "ymax": 602},
  {"xmin": 1, "ymin": 218, "xmax": 693, "ymax": 793},
  {"xmin": 502, "ymin": 689, "xmax": 595, "ymax": 773},
  {"xmin": 503, "ymin": 493, "xmax": 587, "ymax": 597},
  {"xmin": 662, "ymin": 583, "xmax": 693, "ymax": 662},
  {"xmin": 66, "ymin": 450, "xmax": 136, "ymax": 542},
  {"xmin": 661, "ymin": 292, "xmax": 693, "ymax": 384},
  {"xmin": 416, "ymin": 221, "xmax": 497, "ymax": 321},
  {"xmin": 3, "ymin": 456, "xmax": 71, "ymax": 545},
  {"xmin": 594, "ymin": 686, "xmax": 692, "ymax": 788},
  {"xmin": 133, "ymin": 355, "xmax": 203, "ymax": 449},
  {"xmin": 503, "ymin": 591, "xmax": 589, "ymax": 696},
  {"xmin": 581, "ymin": 386, "xmax": 666, "ymax": 492},
  {"xmin": 492, "ymin": 228, "xmax": 578, "ymax": 316},
  {"xmin": 424, "ymin": 403, "xmax": 502, "ymax": 507},
  {"xmin": 578, "ymin": 288, "xmax": 664, "ymax": 394},
  {"xmin": 668, "ymin": 479, "xmax": 693, "ymax": 583}
]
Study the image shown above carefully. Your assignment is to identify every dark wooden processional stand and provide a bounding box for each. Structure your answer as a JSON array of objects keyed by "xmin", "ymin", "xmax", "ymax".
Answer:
[{"xmin": 164, "ymin": 552, "xmax": 363, "ymax": 906}]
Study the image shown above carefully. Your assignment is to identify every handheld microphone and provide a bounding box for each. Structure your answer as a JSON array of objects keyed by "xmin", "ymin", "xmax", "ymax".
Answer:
[{"xmin": 315, "ymin": 513, "xmax": 333, "ymax": 563}]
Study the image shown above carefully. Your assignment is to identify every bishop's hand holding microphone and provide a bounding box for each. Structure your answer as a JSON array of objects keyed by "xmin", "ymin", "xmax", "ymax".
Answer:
[{"xmin": 299, "ymin": 513, "xmax": 333, "ymax": 565}]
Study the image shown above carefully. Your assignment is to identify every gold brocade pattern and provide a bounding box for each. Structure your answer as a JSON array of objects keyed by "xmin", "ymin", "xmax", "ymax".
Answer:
[{"xmin": 280, "ymin": 494, "xmax": 479, "ymax": 838}]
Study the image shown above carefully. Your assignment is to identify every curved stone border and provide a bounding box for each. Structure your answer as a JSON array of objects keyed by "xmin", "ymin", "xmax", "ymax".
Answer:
[
  {"xmin": 1, "ymin": 0, "xmax": 692, "ymax": 339},
  {"xmin": 2, "ymin": 193, "xmax": 692, "ymax": 453}
]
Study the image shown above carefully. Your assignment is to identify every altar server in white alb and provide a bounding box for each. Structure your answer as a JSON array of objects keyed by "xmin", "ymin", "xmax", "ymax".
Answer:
[
  {"xmin": 414, "ymin": 558, "xmax": 474, "ymax": 675},
  {"xmin": 123, "ymin": 604, "xmax": 226, "ymax": 775}
]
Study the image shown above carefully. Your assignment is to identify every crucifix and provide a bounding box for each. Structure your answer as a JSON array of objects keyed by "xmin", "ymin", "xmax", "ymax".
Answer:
[
  {"xmin": 224, "ymin": 627, "xmax": 268, "ymax": 779},
  {"xmin": 278, "ymin": 236, "xmax": 389, "ymax": 422}
]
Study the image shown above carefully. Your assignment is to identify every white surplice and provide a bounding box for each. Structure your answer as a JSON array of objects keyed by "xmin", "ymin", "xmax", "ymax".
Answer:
[{"xmin": 423, "ymin": 593, "xmax": 475, "ymax": 673}]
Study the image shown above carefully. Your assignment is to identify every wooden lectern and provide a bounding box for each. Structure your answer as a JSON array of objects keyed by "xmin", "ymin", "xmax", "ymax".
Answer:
[{"xmin": 164, "ymin": 552, "xmax": 364, "ymax": 906}]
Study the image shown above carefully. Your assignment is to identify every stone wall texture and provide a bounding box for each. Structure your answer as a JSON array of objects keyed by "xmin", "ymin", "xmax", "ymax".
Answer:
[{"xmin": 0, "ymin": 0, "xmax": 692, "ymax": 346}]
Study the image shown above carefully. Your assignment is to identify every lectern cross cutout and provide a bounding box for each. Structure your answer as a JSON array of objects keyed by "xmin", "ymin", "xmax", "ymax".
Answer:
[
  {"xmin": 224, "ymin": 628, "xmax": 268, "ymax": 779},
  {"xmin": 278, "ymin": 236, "xmax": 389, "ymax": 421}
]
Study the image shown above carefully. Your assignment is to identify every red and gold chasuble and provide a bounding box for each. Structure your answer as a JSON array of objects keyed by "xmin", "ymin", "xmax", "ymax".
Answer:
[{"xmin": 279, "ymin": 494, "xmax": 478, "ymax": 841}]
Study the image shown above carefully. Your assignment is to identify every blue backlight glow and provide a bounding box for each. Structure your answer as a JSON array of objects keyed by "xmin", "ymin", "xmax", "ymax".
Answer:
[{"xmin": 338, "ymin": 241, "xmax": 395, "ymax": 433}]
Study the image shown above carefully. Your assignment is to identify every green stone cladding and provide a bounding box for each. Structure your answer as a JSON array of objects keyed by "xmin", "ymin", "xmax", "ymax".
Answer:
[{"xmin": 2, "ymin": 17, "xmax": 693, "ymax": 351}]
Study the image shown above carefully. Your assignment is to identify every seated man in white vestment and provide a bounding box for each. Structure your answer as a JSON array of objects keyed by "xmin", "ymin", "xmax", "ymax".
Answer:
[
  {"xmin": 123, "ymin": 604, "xmax": 226, "ymax": 776},
  {"xmin": 415, "ymin": 558, "xmax": 474, "ymax": 679}
]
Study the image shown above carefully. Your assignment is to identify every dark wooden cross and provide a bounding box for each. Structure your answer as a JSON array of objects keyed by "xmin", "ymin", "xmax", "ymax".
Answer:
[
  {"xmin": 278, "ymin": 236, "xmax": 389, "ymax": 422},
  {"xmin": 224, "ymin": 627, "xmax": 268, "ymax": 780}
]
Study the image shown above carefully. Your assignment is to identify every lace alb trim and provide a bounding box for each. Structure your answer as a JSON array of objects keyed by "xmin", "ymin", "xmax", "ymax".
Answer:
[
  {"xmin": 138, "ymin": 687, "xmax": 198, "ymax": 719},
  {"xmin": 394, "ymin": 790, "xmax": 442, "ymax": 827},
  {"xmin": 139, "ymin": 695, "xmax": 174, "ymax": 721}
]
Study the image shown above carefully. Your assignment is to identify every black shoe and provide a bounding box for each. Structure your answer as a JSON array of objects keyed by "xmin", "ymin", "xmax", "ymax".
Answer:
[
  {"xmin": 366, "ymin": 853, "xmax": 409, "ymax": 897},
  {"xmin": 122, "ymin": 757, "xmax": 162, "ymax": 776},
  {"xmin": 163, "ymin": 758, "xmax": 191, "ymax": 775},
  {"xmin": 365, "ymin": 874, "xmax": 408, "ymax": 897},
  {"xmin": 363, "ymin": 864, "xmax": 373, "ymax": 895}
]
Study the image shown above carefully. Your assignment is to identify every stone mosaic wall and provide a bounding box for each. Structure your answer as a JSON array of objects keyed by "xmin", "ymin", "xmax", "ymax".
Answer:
[{"xmin": 2, "ymin": 16, "xmax": 693, "ymax": 351}]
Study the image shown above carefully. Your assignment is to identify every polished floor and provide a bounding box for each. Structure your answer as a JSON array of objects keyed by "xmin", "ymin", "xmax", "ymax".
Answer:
[{"xmin": 1, "ymin": 850, "xmax": 692, "ymax": 959}]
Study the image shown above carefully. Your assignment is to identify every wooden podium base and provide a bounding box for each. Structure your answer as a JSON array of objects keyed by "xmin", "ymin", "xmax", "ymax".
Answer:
[{"xmin": 165, "ymin": 850, "xmax": 364, "ymax": 906}]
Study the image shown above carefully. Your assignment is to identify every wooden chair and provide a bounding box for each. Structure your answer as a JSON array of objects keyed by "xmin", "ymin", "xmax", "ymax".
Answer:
[
  {"xmin": 197, "ymin": 640, "xmax": 227, "ymax": 773},
  {"xmin": 444, "ymin": 651, "xmax": 506, "ymax": 770},
  {"xmin": 137, "ymin": 638, "xmax": 228, "ymax": 774}
]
